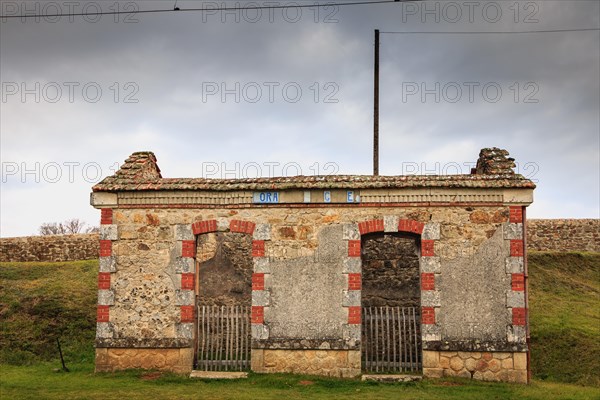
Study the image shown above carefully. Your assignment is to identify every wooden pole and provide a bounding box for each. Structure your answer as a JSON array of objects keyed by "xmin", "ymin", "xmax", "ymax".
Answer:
[{"xmin": 374, "ymin": 29, "xmax": 380, "ymax": 176}]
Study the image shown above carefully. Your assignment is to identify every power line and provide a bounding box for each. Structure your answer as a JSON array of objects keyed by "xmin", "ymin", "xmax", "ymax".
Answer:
[
  {"xmin": 381, "ymin": 28, "xmax": 600, "ymax": 35},
  {"xmin": 1, "ymin": 0, "xmax": 409, "ymax": 19}
]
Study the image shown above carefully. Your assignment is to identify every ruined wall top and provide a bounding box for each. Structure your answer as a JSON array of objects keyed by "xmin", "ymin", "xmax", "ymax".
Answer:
[
  {"xmin": 93, "ymin": 148, "xmax": 535, "ymax": 193},
  {"xmin": 475, "ymin": 148, "xmax": 517, "ymax": 175}
]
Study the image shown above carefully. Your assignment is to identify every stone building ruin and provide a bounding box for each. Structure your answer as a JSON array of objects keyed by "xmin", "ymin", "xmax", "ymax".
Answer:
[{"xmin": 91, "ymin": 148, "xmax": 534, "ymax": 383}]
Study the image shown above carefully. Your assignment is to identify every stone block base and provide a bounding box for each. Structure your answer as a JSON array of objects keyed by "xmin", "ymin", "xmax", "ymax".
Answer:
[
  {"xmin": 422, "ymin": 350, "xmax": 527, "ymax": 384},
  {"xmin": 95, "ymin": 348, "xmax": 193, "ymax": 373},
  {"xmin": 251, "ymin": 349, "xmax": 361, "ymax": 378}
]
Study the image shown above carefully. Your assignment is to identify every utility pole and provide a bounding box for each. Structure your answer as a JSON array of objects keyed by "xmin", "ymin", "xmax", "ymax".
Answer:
[{"xmin": 373, "ymin": 29, "xmax": 380, "ymax": 176}]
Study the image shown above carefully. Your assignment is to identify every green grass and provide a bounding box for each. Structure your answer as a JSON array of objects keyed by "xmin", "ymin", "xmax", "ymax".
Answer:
[
  {"xmin": 0, "ymin": 252, "xmax": 599, "ymax": 398},
  {"xmin": 0, "ymin": 260, "xmax": 97, "ymax": 365},
  {"xmin": 528, "ymin": 252, "xmax": 600, "ymax": 387},
  {"xmin": 1, "ymin": 363, "xmax": 599, "ymax": 400}
]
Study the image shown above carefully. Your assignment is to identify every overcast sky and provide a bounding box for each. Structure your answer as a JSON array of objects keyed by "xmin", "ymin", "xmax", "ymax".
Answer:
[{"xmin": 1, "ymin": 0, "xmax": 599, "ymax": 237}]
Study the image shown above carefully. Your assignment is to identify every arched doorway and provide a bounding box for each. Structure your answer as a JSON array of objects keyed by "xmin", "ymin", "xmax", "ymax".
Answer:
[
  {"xmin": 194, "ymin": 230, "xmax": 253, "ymax": 371},
  {"xmin": 361, "ymin": 232, "xmax": 422, "ymax": 373}
]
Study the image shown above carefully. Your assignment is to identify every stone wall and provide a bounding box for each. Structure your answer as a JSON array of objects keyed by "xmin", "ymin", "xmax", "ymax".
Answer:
[
  {"xmin": 423, "ymin": 350, "xmax": 527, "ymax": 383},
  {"xmin": 527, "ymin": 219, "xmax": 599, "ymax": 252},
  {"xmin": 0, "ymin": 219, "xmax": 595, "ymax": 264},
  {"xmin": 0, "ymin": 233, "xmax": 99, "ymax": 262}
]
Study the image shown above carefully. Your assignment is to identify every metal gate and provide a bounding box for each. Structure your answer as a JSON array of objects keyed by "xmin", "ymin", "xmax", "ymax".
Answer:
[
  {"xmin": 195, "ymin": 305, "xmax": 251, "ymax": 371},
  {"xmin": 362, "ymin": 306, "xmax": 422, "ymax": 373}
]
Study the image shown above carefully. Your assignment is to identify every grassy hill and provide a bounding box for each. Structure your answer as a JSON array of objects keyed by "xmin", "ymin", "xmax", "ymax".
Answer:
[{"xmin": 0, "ymin": 252, "xmax": 598, "ymax": 387}]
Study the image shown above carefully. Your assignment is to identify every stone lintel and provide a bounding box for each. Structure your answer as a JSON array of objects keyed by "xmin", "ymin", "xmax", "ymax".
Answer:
[{"xmin": 90, "ymin": 192, "xmax": 118, "ymax": 208}]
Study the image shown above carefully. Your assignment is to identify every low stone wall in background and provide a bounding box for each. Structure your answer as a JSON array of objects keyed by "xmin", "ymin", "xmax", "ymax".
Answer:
[
  {"xmin": 0, "ymin": 219, "xmax": 598, "ymax": 263},
  {"xmin": 0, "ymin": 233, "xmax": 99, "ymax": 262},
  {"xmin": 527, "ymin": 219, "xmax": 599, "ymax": 252}
]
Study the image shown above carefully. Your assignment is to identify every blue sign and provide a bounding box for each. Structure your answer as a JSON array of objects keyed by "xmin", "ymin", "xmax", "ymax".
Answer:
[
  {"xmin": 347, "ymin": 191, "xmax": 354, "ymax": 203},
  {"xmin": 324, "ymin": 191, "xmax": 331, "ymax": 203},
  {"xmin": 253, "ymin": 192, "xmax": 280, "ymax": 204}
]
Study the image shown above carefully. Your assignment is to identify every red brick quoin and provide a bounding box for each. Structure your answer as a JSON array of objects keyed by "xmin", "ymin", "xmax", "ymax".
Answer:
[
  {"xmin": 348, "ymin": 240, "xmax": 361, "ymax": 257},
  {"xmin": 181, "ymin": 273, "xmax": 195, "ymax": 290},
  {"xmin": 181, "ymin": 305, "xmax": 195, "ymax": 323},
  {"xmin": 100, "ymin": 208, "xmax": 113, "ymax": 225},
  {"xmin": 512, "ymin": 307, "xmax": 527, "ymax": 326},
  {"xmin": 181, "ymin": 240, "xmax": 196, "ymax": 258},
  {"xmin": 348, "ymin": 306, "xmax": 361, "ymax": 324},
  {"xmin": 97, "ymin": 305, "xmax": 110, "ymax": 322},
  {"xmin": 510, "ymin": 240, "xmax": 524, "ymax": 257},
  {"xmin": 421, "ymin": 240, "xmax": 435, "ymax": 257},
  {"xmin": 421, "ymin": 273, "xmax": 435, "ymax": 291},
  {"xmin": 98, "ymin": 272, "xmax": 111, "ymax": 289},
  {"xmin": 509, "ymin": 206, "xmax": 523, "ymax": 223},
  {"xmin": 252, "ymin": 240, "xmax": 265, "ymax": 257},
  {"xmin": 511, "ymin": 273, "xmax": 525, "ymax": 291},
  {"xmin": 99, "ymin": 240, "xmax": 112, "ymax": 257},
  {"xmin": 251, "ymin": 306, "xmax": 264, "ymax": 324},
  {"xmin": 422, "ymin": 307, "xmax": 436, "ymax": 324},
  {"xmin": 252, "ymin": 273, "xmax": 265, "ymax": 291},
  {"xmin": 348, "ymin": 273, "xmax": 361, "ymax": 290}
]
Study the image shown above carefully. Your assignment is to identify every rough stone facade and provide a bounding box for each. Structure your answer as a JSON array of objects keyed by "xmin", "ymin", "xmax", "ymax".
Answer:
[
  {"xmin": 527, "ymin": 219, "xmax": 599, "ymax": 252},
  {"xmin": 90, "ymin": 149, "xmax": 535, "ymax": 383},
  {"xmin": 0, "ymin": 233, "xmax": 99, "ymax": 262}
]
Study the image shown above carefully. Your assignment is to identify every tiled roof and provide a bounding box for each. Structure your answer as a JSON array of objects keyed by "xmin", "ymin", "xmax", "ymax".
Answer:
[{"xmin": 92, "ymin": 150, "xmax": 536, "ymax": 192}]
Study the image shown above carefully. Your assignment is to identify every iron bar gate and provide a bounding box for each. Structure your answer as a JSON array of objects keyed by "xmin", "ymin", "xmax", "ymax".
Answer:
[
  {"xmin": 195, "ymin": 305, "xmax": 251, "ymax": 371},
  {"xmin": 362, "ymin": 306, "xmax": 422, "ymax": 373}
]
